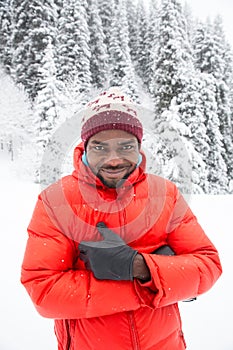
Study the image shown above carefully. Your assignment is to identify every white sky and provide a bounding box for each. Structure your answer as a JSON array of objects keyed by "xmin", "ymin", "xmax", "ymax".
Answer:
[
  {"xmin": 143, "ymin": 0, "xmax": 233, "ymax": 48},
  {"xmin": 181, "ymin": 0, "xmax": 233, "ymax": 47}
]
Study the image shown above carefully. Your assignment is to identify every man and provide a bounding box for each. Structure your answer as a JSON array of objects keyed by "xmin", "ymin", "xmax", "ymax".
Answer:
[{"xmin": 21, "ymin": 87, "xmax": 222, "ymax": 349}]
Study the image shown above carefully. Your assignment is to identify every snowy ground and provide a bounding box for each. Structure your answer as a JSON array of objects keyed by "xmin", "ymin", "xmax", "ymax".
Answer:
[{"xmin": 0, "ymin": 152, "xmax": 232, "ymax": 350}]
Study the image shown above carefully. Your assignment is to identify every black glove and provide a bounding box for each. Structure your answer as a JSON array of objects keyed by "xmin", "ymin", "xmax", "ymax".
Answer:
[
  {"xmin": 152, "ymin": 245, "xmax": 175, "ymax": 256},
  {"xmin": 79, "ymin": 222, "xmax": 138, "ymax": 281}
]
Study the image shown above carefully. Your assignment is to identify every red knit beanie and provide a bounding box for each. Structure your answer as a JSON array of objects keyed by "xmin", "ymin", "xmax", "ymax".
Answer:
[{"xmin": 81, "ymin": 87, "xmax": 143, "ymax": 146}]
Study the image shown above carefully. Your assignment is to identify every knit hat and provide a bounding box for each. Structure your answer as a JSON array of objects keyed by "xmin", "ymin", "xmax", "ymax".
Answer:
[{"xmin": 81, "ymin": 87, "xmax": 143, "ymax": 146}]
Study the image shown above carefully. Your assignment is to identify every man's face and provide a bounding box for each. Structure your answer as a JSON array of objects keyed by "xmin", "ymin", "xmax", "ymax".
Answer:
[{"xmin": 86, "ymin": 129, "xmax": 140, "ymax": 188}]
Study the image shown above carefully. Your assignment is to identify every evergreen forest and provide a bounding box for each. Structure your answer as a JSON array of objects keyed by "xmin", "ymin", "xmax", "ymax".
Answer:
[{"xmin": 1, "ymin": 0, "xmax": 233, "ymax": 194}]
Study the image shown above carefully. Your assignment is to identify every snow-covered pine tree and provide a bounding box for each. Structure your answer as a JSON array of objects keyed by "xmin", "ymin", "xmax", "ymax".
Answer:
[
  {"xmin": 151, "ymin": 0, "xmax": 215, "ymax": 193},
  {"xmin": 98, "ymin": 0, "xmax": 115, "ymax": 58},
  {"xmin": 151, "ymin": 0, "xmax": 192, "ymax": 115},
  {"xmin": 201, "ymin": 73, "xmax": 228, "ymax": 193},
  {"xmin": 0, "ymin": 0, "xmax": 12, "ymax": 72},
  {"xmin": 172, "ymin": 17, "xmax": 228, "ymax": 193},
  {"xmin": 10, "ymin": 0, "xmax": 29, "ymax": 90},
  {"xmin": 182, "ymin": 1, "xmax": 196, "ymax": 46},
  {"xmin": 108, "ymin": 16, "xmax": 122, "ymax": 85},
  {"xmin": 146, "ymin": 0, "xmax": 159, "ymax": 92},
  {"xmin": 212, "ymin": 16, "xmax": 233, "ymax": 186},
  {"xmin": 0, "ymin": 65, "xmax": 33, "ymax": 162},
  {"xmin": 56, "ymin": 0, "xmax": 91, "ymax": 96},
  {"xmin": 53, "ymin": 0, "xmax": 63, "ymax": 16},
  {"xmin": 126, "ymin": 0, "xmax": 138, "ymax": 62},
  {"xmin": 11, "ymin": 0, "xmax": 58, "ymax": 100},
  {"xmin": 176, "ymin": 69, "xmax": 229, "ymax": 193},
  {"xmin": 134, "ymin": 0, "xmax": 151, "ymax": 88},
  {"xmin": 194, "ymin": 18, "xmax": 226, "ymax": 78},
  {"xmin": 33, "ymin": 40, "xmax": 63, "ymax": 183},
  {"xmin": 193, "ymin": 21, "xmax": 212, "ymax": 73},
  {"xmin": 150, "ymin": 102, "xmax": 205, "ymax": 194},
  {"xmin": 87, "ymin": 0, "xmax": 108, "ymax": 89},
  {"xmin": 193, "ymin": 19, "xmax": 233, "ymax": 190},
  {"xmin": 56, "ymin": 0, "xmax": 81, "ymax": 81},
  {"xmin": 224, "ymin": 46, "xmax": 233, "ymax": 190},
  {"xmin": 108, "ymin": 0, "xmax": 138, "ymax": 100},
  {"xmin": 35, "ymin": 39, "xmax": 66, "ymax": 130},
  {"xmin": 175, "ymin": 72, "xmax": 210, "ymax": 193}
]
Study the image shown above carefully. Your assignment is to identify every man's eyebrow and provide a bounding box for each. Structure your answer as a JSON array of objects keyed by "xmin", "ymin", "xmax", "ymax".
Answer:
[
  {"xmin": 117, "ymin": 139, "xmax": 137, "ymax": 145},
  {"xmin": 89, "ymin": 139, "xmax": 137, "ymax": 145},
  {"xmin": 89, "ymin": 140, "xmax": 109, "ymax": 146}
]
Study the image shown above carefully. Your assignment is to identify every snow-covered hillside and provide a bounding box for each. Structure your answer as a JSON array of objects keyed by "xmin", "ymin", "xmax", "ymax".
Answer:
[{"xmin": 0, "ymin": 156, "xmax": 232, "ymax": 350}]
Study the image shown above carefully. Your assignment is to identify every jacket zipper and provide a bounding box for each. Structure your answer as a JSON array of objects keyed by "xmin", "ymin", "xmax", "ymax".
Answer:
[{"xmin": 127, "ymin": 311, "xmax": 140, "ymax": 350}]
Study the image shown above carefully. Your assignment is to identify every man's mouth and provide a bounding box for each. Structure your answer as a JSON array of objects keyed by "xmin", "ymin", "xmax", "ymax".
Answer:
[{"xmin": 99, "ymin": 166, "xmax": 130, "ymax": 178}]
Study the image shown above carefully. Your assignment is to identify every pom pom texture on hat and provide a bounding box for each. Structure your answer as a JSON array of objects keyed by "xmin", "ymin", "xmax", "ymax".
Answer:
[{"xmin": 81, "ymin": 87, "xmax": 143, "ymax": 145}]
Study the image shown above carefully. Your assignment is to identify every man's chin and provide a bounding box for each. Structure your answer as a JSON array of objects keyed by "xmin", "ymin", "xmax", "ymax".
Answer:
[
  {"xmin": 99, "ymin": 176, "xmax": 123, "ymax": 188},
  {"xmin": 97, "ymin": 174, "xmax": 127, "ymax": 188}
]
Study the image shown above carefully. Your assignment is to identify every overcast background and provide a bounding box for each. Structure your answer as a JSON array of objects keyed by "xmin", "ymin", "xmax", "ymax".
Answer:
[{"xmin": 181, "ymin": 0, "xmax": 233, "ymax": 47}]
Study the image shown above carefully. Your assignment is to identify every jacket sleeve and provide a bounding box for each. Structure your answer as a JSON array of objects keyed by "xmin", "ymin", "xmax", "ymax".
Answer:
[
  {"xmin": 21, "ymin": 194, "xmax": 153, "ymax": 320},
  {"xmin": 135, "ymin": 187, "xmax": 222, "ymax": 308}
]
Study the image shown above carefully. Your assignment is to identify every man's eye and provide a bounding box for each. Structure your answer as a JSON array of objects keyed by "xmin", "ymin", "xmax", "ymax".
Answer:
[
  {"xmin": 122, "ymin": 145, "xmax": 133, "ymax": 150},
  {"xmin": 94, "ymin": 146, "xmax": 105, "ymax": 151}
]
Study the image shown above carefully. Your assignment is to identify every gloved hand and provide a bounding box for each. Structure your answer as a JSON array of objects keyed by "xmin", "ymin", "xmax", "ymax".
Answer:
[
  {"xmin": 152, "ymin": 245, "xmax": 175, "ymax": 256},
  {"xmin": 79, "ymin": 222, "xmax": 138, "ymax": 280}
]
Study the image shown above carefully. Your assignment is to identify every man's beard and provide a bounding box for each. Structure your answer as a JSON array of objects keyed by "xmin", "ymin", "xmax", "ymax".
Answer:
[
  {"xmin": 97, "ymin": 174, "xmax": 125, "ymax": 188},
  {"xmin": 96, "ymin": 165, "xmax": 135, "ymax": 188}
]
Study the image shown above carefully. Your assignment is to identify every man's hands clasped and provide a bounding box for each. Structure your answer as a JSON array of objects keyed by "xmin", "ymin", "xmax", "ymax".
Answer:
[{"xmin": 79, "ymin": 222, "xmax": 138, "ymax": 281}]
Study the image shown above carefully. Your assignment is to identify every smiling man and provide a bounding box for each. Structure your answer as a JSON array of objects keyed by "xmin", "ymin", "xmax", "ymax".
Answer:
[
  {"xmin": 80, "ymin": 88, "xmax": 143, "ymax": 189},
  {"xmin": 21, "ymin": 87, "xmax": 222, "ymax": 350}
]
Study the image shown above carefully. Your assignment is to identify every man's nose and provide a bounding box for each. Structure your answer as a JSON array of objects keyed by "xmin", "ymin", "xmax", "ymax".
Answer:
[{"xmin": 105, "ymin": 150, "xmax": 123, "ymax": 165}]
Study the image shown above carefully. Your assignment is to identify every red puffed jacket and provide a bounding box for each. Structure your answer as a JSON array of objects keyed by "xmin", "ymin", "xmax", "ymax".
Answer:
[{"xmin": 21, "ymin": 143, "xmax": 222, "ymax": 350}]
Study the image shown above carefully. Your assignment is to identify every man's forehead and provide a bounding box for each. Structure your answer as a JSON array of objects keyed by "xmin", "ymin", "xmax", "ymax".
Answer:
[{"xmin": 88, "ymin": 129, "xmax": 138, "ymax": 143}]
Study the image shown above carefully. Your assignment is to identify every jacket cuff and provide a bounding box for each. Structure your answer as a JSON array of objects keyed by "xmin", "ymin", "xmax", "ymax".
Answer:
[
  {"xmin": 133, "ymin": 278, "xmax": 157, "ymax": 308},
  {"xmin": 133, "ymin": 253, "xmax": 165, "ymax": 308}
]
